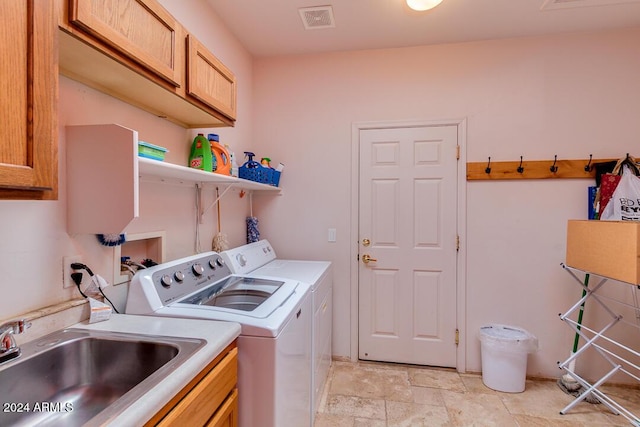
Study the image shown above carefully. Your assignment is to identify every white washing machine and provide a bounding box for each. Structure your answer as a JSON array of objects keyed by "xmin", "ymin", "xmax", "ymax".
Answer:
[
  {"xmin": 125, "ymin": 251, "xmax": 312, "ymax": 427},
  {"xmin": 221, "ymin": 240, "xmax": 332, "ymax": 423}
]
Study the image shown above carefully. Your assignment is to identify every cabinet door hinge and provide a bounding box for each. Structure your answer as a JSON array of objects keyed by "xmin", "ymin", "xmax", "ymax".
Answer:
[
  {"xmin": 456, "ymin": 145, "xmax": 460, "ymax": 160},
  {"xmin": 455, "ymin": 328, "xmax": 460, "ymax": 346},
  {"xmin": 456, "ymin": 235, "xmax": 460, "ymax": 252}
]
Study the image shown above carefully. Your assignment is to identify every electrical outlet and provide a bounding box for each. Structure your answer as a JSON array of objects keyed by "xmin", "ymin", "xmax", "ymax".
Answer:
[{"xmin": 63, "ymin": 255, "xmax": 83, "ymax": 289}]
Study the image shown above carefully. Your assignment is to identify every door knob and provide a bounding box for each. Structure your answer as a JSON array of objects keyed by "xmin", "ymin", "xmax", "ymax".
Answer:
[
  {"xmin": 362, "ymin": 238, "xmax": 370, "ymax": 247},
  {"xmin": 362, "ymin": 254, "xmax": 377, "ymax": 264}
]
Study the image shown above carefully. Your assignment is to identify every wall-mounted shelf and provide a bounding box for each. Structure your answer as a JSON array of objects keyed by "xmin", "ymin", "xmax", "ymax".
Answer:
[
  {"xmin": 137, "ymin": 156, "xmax": 280, "ymax": 191},
  {"xmin": 67, "ymin": 124, "xmax": 280, "ymax": 235},
  {"xmin": 467, "ymin": 157, "xmax": 619, "ymax": 181}
]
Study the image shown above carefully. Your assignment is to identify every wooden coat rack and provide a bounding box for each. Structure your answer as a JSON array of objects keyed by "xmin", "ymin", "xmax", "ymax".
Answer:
[{"xmin": 467, "ymin": 155, "xmax": 620, "ymax": 181}]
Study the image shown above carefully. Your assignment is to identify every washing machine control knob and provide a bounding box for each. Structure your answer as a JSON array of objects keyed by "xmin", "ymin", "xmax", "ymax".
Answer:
[
  {"xmin": 192, "ymin": 263, "xmax": 205, "ymax": 276},
  {"xmin": 160, "ymin": 274, "xmax": 173, "ymax": 288},
  {"xmin": 208, "ymin": 259, "xmax": 217, "ymax": 270},
  {"xmin": 216, "ymin": 257, "xmax": 225, "ymax": 267},
  {"xmin": 236, "ymin": 254, "xmax": 247, "ymax": 267},
  {"xmin": 174, "ymin": 271, "xmax": 185, "ymax": 282}
]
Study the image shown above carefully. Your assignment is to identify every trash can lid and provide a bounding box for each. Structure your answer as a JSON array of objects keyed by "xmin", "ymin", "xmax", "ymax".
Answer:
[
  {"xmin": 479, "ymin": 324, "xmax": 538, "ymax": 353},
  {"xmin": 480, "ymin": 324, "xmax": 529, "ymax": 341}
]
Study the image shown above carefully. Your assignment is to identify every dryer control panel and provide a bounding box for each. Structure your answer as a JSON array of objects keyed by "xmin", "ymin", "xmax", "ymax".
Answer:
[{"xmin": 221, "ymin": 239, "xmax": 277, "ymax": 274}]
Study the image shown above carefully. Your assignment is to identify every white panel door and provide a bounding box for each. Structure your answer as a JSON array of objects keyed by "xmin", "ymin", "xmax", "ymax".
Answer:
[{"xmin": 358, "ymin": 125, "xmax": 458, "ymax": 366}]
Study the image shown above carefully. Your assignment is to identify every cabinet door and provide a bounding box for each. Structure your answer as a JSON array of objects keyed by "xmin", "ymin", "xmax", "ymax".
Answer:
[
  {"xmin": 206, "ymin": 389, "xmax": 238, "ymax": 427},
  {"xmin": 0, "ymin": 0, "xmax": 57, "ymax": 199},
  {"xmin": 186, "ymin": 34, "xmax": 237, "ymax": 121},
  {"xmin": 69, "ymin": 0, "xmax": 181, "ymax": 87},
  {"xmin": 156, "ymin": 347, "xmax": 238, "ymax": 426}
]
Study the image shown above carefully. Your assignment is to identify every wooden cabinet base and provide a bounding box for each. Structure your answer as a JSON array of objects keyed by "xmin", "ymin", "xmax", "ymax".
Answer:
[{"xmin": 147, "ymin": 341, "xmax": 238, "ymax": 427}]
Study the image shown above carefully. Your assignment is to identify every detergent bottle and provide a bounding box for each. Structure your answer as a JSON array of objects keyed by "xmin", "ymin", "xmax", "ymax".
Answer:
[
  {"xmin": 208, "ymin": 133, "xmax": 231, "ymax": 175},
  {"xmin": 189, "ymin": 133, "xmax": 212, "ymax": 172}
]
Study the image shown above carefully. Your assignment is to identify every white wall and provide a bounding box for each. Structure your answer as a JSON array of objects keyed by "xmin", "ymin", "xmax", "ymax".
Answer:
[
  {"xmin": 2, "ymin": 0, "xmax": 639, "ymax": 383},
  {"xmin": 0, "ymin": 0, "xmax": 254, "ymax": 319},
  {"xmin": 251, "ymin": 28, "xmax": 640, "ymax": 380}
]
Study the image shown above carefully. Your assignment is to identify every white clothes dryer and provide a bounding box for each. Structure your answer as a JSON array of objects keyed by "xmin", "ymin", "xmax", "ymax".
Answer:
[{"xmin": 221, "ymin": 240, "xmax": 332, "ymax": 422}]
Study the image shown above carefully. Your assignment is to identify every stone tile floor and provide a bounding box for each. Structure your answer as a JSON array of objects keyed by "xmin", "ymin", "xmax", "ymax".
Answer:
[{"xmin": 314, "ymin": 360, "xmax": 640, "ymax": 426}]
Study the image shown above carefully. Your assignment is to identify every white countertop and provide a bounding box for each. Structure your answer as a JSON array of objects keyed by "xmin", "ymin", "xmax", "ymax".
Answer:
[{"xmin": 69, "ymin": 314, "xmax": 241, "ymax": 426}]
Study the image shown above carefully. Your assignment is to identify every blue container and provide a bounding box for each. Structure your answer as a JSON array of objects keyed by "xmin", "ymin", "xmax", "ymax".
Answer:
[
  {"xmin": 238, "ymin": 151, "xmax": 281, "ymax": 186},
  {"xmin": 239, "ymin": 164, "xmax": 281, "ymax": 187}
]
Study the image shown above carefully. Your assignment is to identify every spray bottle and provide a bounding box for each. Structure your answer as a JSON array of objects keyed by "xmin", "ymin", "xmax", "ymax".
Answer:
[{"xmin": 243, "ymin": 152, "xmax": 260, "ymax": 168}]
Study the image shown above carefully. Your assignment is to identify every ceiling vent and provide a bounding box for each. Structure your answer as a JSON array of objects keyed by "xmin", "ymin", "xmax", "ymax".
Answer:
[
  {"xmin": 541, "ymin": 0, "xmax": 640, "ymax": 9},
  {"xmin": 299, "ymin": 6, "xmax": 335, "ymax": 30}
]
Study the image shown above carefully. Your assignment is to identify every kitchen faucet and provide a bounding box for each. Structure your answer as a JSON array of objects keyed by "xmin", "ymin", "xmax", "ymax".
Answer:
[{"xmin": 0, "ymin": 319, "xmax": 31, "ymax": 364}]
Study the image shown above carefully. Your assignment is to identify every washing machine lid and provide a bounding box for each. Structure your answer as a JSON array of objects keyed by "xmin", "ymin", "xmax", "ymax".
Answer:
[
  {"xmin": 125, "ymin": 250, "xmax": 300, "ymax": 320},
  {"xmin": 176, "ymin": 275, "xmax": 288, "ymax": 317},
  {"xmin": 153, "ymin": 278, "xmax": 310, "ymax": 338},
  {"xmin": 164, "ymin": 274, "xmax": 299, "ymax": 320}
]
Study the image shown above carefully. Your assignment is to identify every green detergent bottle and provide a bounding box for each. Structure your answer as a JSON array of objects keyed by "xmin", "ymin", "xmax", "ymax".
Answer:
[{"xmin": 189, "ymin": 133, "xmax": 213, "ymax": 172}]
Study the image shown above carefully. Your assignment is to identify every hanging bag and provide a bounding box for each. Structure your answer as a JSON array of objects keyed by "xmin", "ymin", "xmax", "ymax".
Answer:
[
  {"xmin": 601, "ymin": 165, "xmax": 640, "ymax": 221},
  {"xmin": 598, "ymin": 173, "xmax": 622, "ymax": 217},
  {"xmin": 596, "ymin": 155, "xmax": 640, "ymax": 217}
]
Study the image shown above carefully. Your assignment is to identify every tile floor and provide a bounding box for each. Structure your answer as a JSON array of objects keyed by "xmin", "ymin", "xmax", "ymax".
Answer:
[{"xmin": 314, "ymin": 360, "xmax": 640, "ymax": 426}]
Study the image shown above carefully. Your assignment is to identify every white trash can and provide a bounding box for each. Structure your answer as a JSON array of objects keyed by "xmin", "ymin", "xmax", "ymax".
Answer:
[{"xmin": 479, "ymin": 324, "xmax": 538, "ymax": 393}]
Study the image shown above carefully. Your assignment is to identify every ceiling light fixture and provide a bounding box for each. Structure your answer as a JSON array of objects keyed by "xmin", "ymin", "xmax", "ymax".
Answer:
[{"xmin": 406, "ymin": 0, "xmax": 444, "ymax": 11}]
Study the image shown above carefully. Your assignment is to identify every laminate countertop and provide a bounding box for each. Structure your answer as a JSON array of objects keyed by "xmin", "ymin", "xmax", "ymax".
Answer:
[{"xmin": 69, "ymin": 313, "xmax": 241, "ymax": 426}]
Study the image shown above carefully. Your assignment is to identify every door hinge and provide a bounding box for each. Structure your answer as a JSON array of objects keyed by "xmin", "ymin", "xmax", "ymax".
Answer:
[
  {"xmin": 455, "ymin": 328, "xmax": 459, "ymax": 346},
  {"xmin": 456, "ymin": 235, "xmax": 460, "ymax": 251},
  {"xmin": 456, "ymin": 145, "xmax": 460, "ymax": 160}
]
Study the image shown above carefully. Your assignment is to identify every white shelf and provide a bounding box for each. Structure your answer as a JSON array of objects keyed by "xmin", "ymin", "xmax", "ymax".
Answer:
[
  {"xmin": 138, "ymin": 157, "xmax": 281, "ymax": 191},
  {"xmin": 67, "ymin": 124, "xmax": 279, "ymax": 235}
]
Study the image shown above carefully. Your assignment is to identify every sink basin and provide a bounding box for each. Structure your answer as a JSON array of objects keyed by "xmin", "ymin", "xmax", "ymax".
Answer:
[{"xmin": 0, "ymin": 328, "xmax": 205, "ymax": 426}]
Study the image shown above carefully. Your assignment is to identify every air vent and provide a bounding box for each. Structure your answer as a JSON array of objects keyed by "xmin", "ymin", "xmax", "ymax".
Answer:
[
  {"xmin": 541, "ymin": 0, "xmax": 640, "ymax": 9},
  {"xmin": 299, "ymin": 6, "xmax": 335, "ymax": 30}
]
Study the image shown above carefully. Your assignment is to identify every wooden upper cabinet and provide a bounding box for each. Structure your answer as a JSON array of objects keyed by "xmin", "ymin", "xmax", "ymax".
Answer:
[
  {"xmin": 59, "ymin": 0, "xmax": 236, "ymax": 128},
  {"xmin": 186, "ymin": 35, "xmax": 237, "ymax": 121},
  {"xmin": 0, "ymin": 0, "xmax": 58, "ymax": 200},
  {"xmin": 69, "ymin": 0, "xmax": 180, "ymax": 87}
]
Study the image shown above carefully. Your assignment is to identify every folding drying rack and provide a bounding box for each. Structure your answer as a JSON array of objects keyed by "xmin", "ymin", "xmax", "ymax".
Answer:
[{"xmin": 559, "ymin": 263, "xmax": 640, "ymax": 425}]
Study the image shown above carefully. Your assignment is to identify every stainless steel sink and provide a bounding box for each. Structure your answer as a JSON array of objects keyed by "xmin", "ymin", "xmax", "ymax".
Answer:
[{"xmin": 0, "ymin": 328, "xmax": 205, "ymax": 426}]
